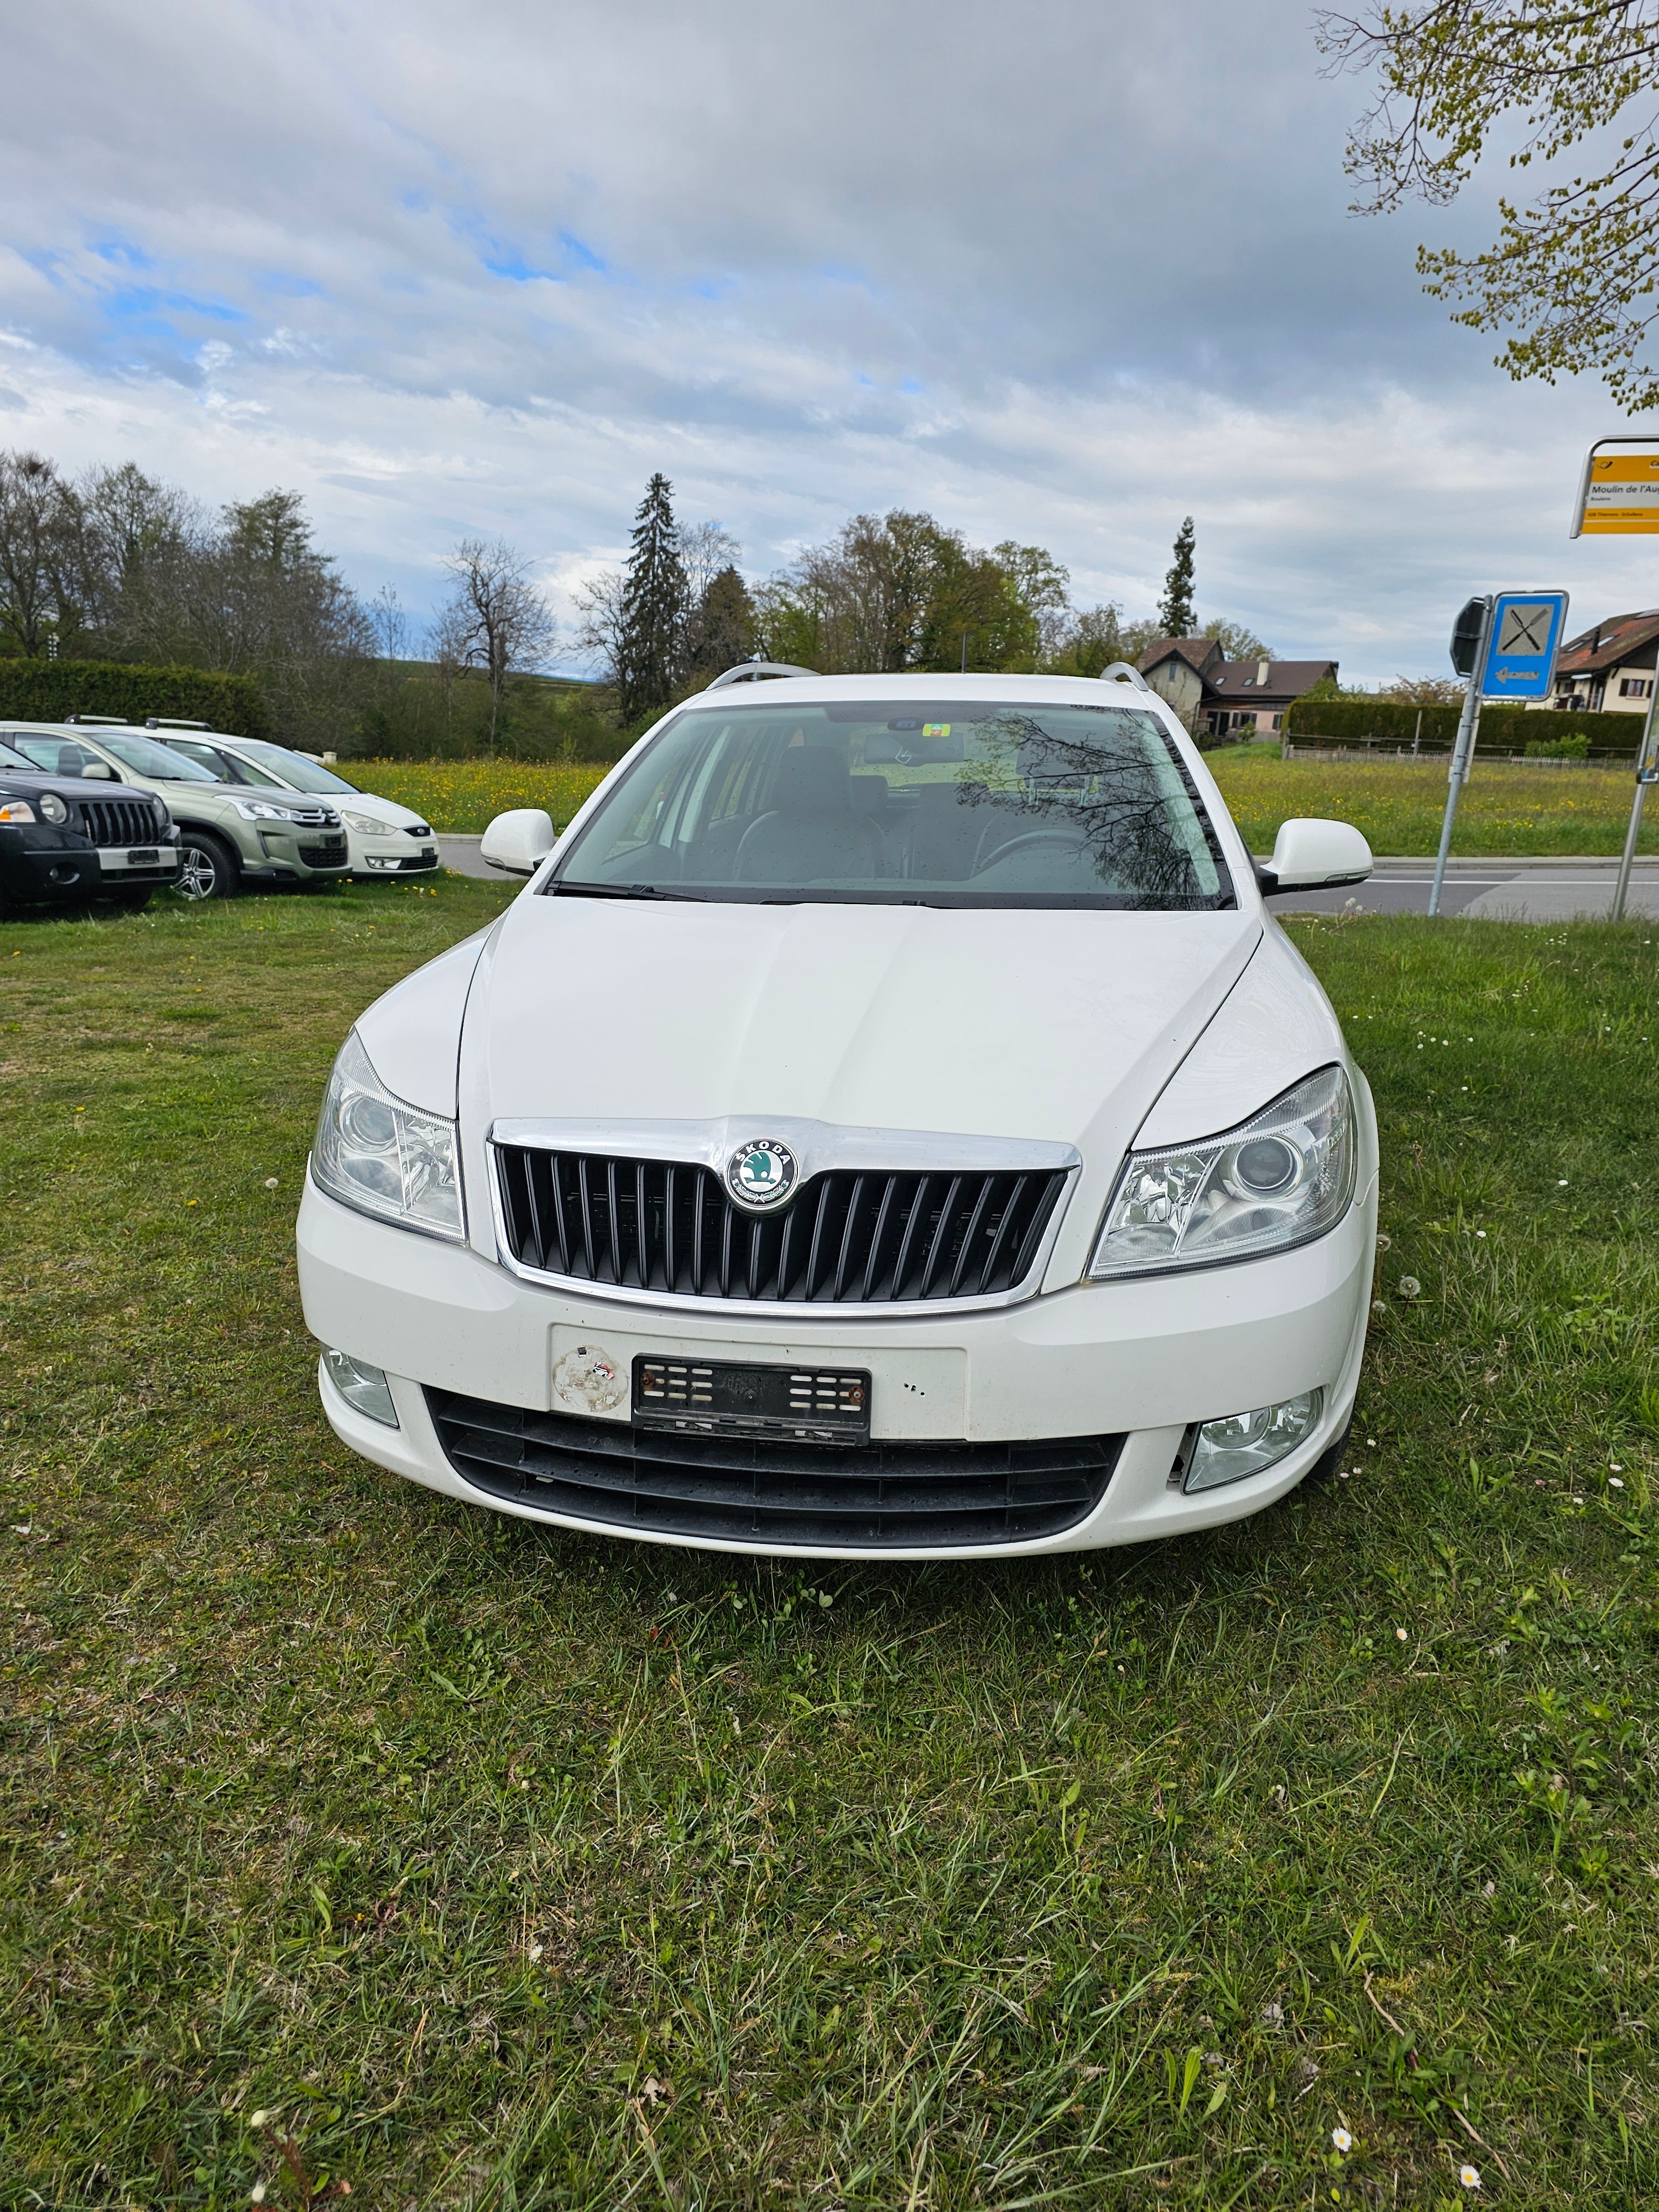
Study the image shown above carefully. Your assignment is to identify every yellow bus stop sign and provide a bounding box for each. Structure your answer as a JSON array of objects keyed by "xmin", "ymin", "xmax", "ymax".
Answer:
[{"xmin": 1573, "ymin": 438, "xmax": 1659, "ymax": 535}]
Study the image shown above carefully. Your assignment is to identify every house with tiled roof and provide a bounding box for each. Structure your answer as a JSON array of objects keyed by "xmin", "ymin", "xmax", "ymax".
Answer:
[
  {"xmin": 1543, "ymin": 609, "xmax": 1659, "ymax": 713},
  {"xmin": 1136, "ymin": 638, "xmax": 1340, "ymax": 737}
]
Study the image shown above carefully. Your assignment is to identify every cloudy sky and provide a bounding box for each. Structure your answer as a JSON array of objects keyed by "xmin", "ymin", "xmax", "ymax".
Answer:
[{"xmin": 2, "ymin": 0, "xmax": 1650, "ymax": 680}]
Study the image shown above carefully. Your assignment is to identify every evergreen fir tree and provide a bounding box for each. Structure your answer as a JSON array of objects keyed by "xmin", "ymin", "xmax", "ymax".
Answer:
[
  {"xmin": 616, "ymin": 473, "xmax": 687, "ymax": 722},
  {"xmin": 1157, "ymin": 517, "xmax": 1196, "ymax": 637},
  {"xmin": 684, "ymin": 565, "xmax": 757, "ymax": 679}
]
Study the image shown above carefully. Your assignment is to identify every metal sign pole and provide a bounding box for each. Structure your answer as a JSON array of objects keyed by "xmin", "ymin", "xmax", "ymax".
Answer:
[
  {"xmin": 1429, "ymin": 598, "xmax": 1493, "ymax": 918},
  {"xmin": 1612, "ymin": 677, "xmax": 1659, "ymax": 921}
]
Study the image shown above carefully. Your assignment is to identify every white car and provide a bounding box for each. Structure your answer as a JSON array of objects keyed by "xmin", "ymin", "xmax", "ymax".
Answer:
[
  {"xmin": 298, "ymin": 666, "xmax": 1379, "ymax": 1559},
  {"xmin": 152, "ymin": 729, "xmax": 440, "ymax": 879}
]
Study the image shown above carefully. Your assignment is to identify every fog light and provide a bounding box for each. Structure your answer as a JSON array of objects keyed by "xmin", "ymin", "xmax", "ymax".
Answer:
[
  {"xmin": 366, "ymin": 854, "xmax": 399, "ymax": 870},
  {"xmin": 1183, "ymin": 1390, "xmax": 1321, "ymax": 1493},
  {"xmin": 324, "ymin": 1349, "xmax": 399, "ymax": 1427}
]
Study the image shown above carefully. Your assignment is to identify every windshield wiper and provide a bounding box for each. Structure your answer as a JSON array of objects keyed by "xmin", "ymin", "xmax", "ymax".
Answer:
[{"xmin": 550, "ymin": 879, "xmax": 701, "ymax": 901}]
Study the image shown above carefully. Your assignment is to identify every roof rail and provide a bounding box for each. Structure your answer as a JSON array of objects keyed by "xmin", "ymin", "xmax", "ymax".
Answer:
[
  {"xmin": 705, "ymin": 660, "xmax": 816, "ymax": 691},
  {"xmin": 1099, "ymin": 662, "xmax": 1152, "ymax": 691},
  {"xmin": 145, "ymin": 717, "xmax": 212, "ymax": 731},
  {"xmin": 64, "ymin": 713, "xmax": 135, "ymax": 727}
]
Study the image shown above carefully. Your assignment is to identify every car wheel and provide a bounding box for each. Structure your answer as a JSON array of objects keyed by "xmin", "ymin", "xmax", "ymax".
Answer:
[{"xmin": 174, "ymin": 830, "xmax": 240, "ymax": 901}]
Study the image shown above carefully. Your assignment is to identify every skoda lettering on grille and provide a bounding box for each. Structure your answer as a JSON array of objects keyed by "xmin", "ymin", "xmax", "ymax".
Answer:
[{"xmin": 726, "ymin": 1138, "xmax": 797, "ymax": 1212}]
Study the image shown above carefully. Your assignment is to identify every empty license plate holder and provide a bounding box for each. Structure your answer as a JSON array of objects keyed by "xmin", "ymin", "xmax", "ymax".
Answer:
[{"xmin": 632, "ymin": 1357, "xmax": 872, "ymax": 1444}]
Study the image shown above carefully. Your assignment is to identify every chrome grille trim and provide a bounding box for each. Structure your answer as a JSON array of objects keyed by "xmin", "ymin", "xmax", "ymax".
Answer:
[{"xmin": 487, "ymin": 1118, "xmax": 1078, "ymax": 1314}]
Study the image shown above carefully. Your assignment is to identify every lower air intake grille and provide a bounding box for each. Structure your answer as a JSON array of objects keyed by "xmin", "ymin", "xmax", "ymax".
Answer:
[
  {"xmin": 74, "ymin": 797, "xmax": 164, "ymax": 847},
  {"xmin": 493, "ymin": 1149, "xmax": 1069, "ymax": 1304},
  {"xmin": 426, "ymin": 1389, "xmax": 1121, "ymax": 1548},
  {"xmin": 299, "ymin": 835, "xmax": 348, "ymax": 863}
]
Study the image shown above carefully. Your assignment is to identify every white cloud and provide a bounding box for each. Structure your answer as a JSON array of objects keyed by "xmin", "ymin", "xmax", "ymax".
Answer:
[{"xmin": 0, "ymin": 0, "xmax": 1642, "ymax": 680}]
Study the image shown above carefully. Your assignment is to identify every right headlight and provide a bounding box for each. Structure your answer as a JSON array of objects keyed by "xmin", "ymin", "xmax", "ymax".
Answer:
[
  {"xmin": 312, "ymin": 1030, "xmax": 465, "ymax": 1240},
  {"xmin": 1088, "ymin": 1065, "xmax": 1355, "ymax": 1280},
  {"xmin": 339, "ymin": 810, "xmax": 385, "ymax": 836}
]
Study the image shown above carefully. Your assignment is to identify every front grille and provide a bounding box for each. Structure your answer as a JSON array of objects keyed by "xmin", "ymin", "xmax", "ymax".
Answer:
[
  {"xmin": 427, "ymin": 1388, "xmax": 1121, "ymax": 1548},
  {"xmin": 299, "ymin": 835, "xmax": 348, "ymax": 864},
  {"xmin": 493, "ymin": 1147, "xmax": 1070, "ymax": 1304},
  {"xmin": 74, "ymin": 797, "xmax": 164, "ymax": 847}
]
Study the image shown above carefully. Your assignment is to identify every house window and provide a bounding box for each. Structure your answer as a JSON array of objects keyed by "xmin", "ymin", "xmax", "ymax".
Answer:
[
  {"xmin": 1619, "ymin": 676, "xmax": 1653, "ymax": 698},
  {"xmin": 1272, "ymin": 714, "xmax": 1282, "ymax": 731}
]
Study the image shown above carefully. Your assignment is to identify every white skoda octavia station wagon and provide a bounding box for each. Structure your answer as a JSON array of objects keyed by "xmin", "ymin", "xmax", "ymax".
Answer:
[{"xmin": 297, "ymin": 667, "xmax": 1379, "ymax": 1558}]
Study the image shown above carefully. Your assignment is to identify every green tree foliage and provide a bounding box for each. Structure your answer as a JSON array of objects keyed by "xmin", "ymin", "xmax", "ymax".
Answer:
[
  {"xmin": 0, "ymin": 451, "xmax": 91, "ymax": 656},
  {"xmin": 1157, "ymin": 517, "xmax": 1196, "ymax": 637},
  {"xmin": 0, "ymin": 657, "xmax": 270, "ymax": 735},
  {"xmin": 1202, "ymin": 616, "xmax": 1273, "ymax": 660},
  {"xmin": 617, "ymin": 473, "xmax": 688, "ymax": 722},
  {"xmin": 1318, "ymin": 2, "xmax": 1659, "ymax": 404},
  {"xmin": 754, "ymin": 511, "xmax": 1087, "ymax": 675},
  {"xmin": 683, "ymin": 565, "xmax": 757, "ymax": 681}
]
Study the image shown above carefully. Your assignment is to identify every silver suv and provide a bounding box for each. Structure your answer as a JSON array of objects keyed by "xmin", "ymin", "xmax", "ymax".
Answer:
[{"xmin": 1, "ymin": 722, "xmax": 351, "ymax": 898}]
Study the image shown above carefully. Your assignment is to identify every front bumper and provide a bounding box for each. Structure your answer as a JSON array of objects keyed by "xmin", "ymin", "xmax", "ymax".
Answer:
[
  {"xmin": 350, "ymin": 830, "xmax": 440, "ymax": 877},
  {"xmin": 0, "ymin": 828, "xmax": 181, "ymax": 903},
  {"xmin": 298, "ymin": 1158, "xmax": 1379, "ymax": 1558},
  {"xmin": 233, "ymin": 826, "xmax": 352, "ymax": 881}
]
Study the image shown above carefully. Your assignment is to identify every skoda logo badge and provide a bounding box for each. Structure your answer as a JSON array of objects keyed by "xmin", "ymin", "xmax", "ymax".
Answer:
[{"xmin": 727, "ymin": 1137, "xmax": 798, "ymax": 1212}]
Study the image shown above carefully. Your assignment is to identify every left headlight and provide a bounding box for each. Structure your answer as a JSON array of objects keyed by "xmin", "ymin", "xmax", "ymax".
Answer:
[
  {"xmin": 234, "ymin": 798, "xmax": 306, "ymax": 823},
  {"xmin": 1088, "ymin": 1064, "xmax": 1355, "ymax": 1280},
  {"xmin": 0, "ymin": 797, "xmax": 36, "ymax": 824},
  {"xmin": 312, "ymin": 1029, "xmax": 465, "ymax": 1240}
]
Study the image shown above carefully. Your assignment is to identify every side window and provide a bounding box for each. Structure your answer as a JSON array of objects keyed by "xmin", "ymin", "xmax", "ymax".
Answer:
[{"xmin": 10, "ymin": 737, "xmax": 100, "ymax": 776}]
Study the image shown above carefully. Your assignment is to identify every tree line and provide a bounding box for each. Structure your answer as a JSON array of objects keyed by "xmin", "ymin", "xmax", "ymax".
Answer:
[
  {"xmin": 0, "ymin": 445, "xmax": 1274, "ymax": 755},
  {"xmin": 575, "ymin": 475, "xmax": 1271, "ymax": 724},
  {"xmin": 0, "ymin": 449, "xmax": 565, "ymax": 753}
]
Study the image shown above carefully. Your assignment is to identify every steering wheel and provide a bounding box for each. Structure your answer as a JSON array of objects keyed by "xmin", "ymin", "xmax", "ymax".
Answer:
[{"xmin": 973, "ymin": 827, "xmax": 1088, "ymax": 875}]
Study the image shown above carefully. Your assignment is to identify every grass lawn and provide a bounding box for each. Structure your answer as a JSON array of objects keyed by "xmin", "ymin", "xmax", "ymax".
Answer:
[
  {"xmin": 4, "ymin": 880, "xmax": 1659, "ymax": 2208},
  {"xmin": 351, "ymin": 751, "xmax": 1659, "ymax": 859}
]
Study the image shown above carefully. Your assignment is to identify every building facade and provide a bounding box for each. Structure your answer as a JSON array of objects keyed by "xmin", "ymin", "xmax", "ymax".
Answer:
[
  {"xmin": 1540, "ymin": 610, "xmax": 1659, "ymax": 713},
  {"xmin": 1136, "ymin": 638, "xmax": 1339, "ymax": 737}
]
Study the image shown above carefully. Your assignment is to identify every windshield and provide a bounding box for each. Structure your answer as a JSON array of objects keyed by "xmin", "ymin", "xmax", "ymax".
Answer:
[
  {"xmin": 231, "ymin": 739, "xmax": 359, "ymax": 795},
  {"xmin": 95, "ymin": 732, "xmax": 220, "ymax": 782},
  {"xmin": 551, "ymin": 700, "xmax": 1232, "ymax": 909},
  {"xmin": 0, "ymin": 739, "xmax": 33, "ymax": 770}
]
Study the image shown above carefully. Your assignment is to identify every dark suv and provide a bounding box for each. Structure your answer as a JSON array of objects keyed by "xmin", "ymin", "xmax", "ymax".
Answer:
[{"xmin": 0, "ymin": 737, "xmax": 180, "ymax": 911}]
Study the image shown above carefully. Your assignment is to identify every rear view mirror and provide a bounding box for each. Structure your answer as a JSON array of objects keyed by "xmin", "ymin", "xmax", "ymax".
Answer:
[
  {"xmin": 1259, "ymin": 817, "xmax": 1373, "ymax": 893},
  {"xmin": 480, "ymin": 808, "xmax": 555, "ymax": 877}
]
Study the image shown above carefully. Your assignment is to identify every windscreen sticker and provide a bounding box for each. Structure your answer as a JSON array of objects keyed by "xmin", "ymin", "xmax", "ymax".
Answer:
[{"xmin": 921, "ymin": 723, "xmax": 951, "ymax": 737}]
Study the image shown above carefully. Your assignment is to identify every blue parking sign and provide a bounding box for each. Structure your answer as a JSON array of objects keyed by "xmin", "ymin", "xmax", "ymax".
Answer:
[{"xmin": 1480, "ymin": 591, "xmax": 1569, "ymax": 700}]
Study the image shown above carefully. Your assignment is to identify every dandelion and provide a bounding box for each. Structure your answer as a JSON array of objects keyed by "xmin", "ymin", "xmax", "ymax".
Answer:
[
  {"xmin": 1398, "ymin": 1276, "xmax": 1421, "ymax": 1298},
  {"xmin": 1459, "ymin": 2164, "xmax": 1481, "ymax": 2189},
  {"xmin": 1332, "ymin": 2127, "xmax": 1353, "ymax": 2152},
  {"xmin": 263, "ymin": 1176, "xmax": 279, "ymax": 1189}
]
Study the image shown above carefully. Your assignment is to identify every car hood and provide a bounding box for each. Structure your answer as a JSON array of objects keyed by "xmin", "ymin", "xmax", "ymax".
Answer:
[{"xmin": 461, "ymin": 894, "xmax": 1261, "ymax": 1167}]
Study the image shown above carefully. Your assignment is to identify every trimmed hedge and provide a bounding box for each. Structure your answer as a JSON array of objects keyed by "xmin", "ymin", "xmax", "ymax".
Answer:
[
  {"xmin": 1281, "ymin": 695, "xmax": 1644, "ymax": 756},
  {"xmin": 0, "ymin": 659, "xmax": 270, "ymax": 738}
]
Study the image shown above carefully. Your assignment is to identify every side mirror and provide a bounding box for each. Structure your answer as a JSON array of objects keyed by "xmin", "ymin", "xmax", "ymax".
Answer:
[
  {"xmin": 1258, "ymin": 817, "xmax": 1373, "ymax": 893},
  {"xmin": 480, "ymin": 807, "xmax": 555, "ymax": 877},
  {"xmin": 82, "ymin": 761, "xmax": 119, "ymax": 781}
]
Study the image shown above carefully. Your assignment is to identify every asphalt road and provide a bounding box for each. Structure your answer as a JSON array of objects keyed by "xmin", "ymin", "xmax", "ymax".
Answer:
[{"xmin": 437, "ymin": 837, "xmax": 1659, "ymax": 921}]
